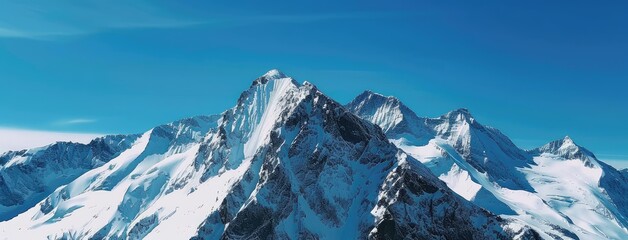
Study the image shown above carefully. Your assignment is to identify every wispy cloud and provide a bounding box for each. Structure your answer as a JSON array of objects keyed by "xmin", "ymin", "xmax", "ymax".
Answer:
[
  {"xmin": 54, "ymin": 118, "xmax": 97, "ymax": 125},
  {"xmin": 0, "ymin": 0, "xmax": 401, "ymax": 40},
  {"xmin": 217, "ymin": 12, "xmax": 398, "ymax": 26},
  {"xmin": 0, "ymin": 27, "xmax": 30, "ymax": 39},
  {"xmin": 0, "ymin": 1, "xmax": 203, "ymax": 40}
]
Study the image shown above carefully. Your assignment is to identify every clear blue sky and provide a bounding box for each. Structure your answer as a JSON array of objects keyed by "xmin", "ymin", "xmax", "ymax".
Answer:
[{"xmin": 0, "ymin": 1, "xmax": 626, "ymax": 167}]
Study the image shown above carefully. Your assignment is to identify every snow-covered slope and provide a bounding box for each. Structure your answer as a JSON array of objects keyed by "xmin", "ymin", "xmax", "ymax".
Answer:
[
  {"xmin": 0, "ymin": 70, "xmax": 532, "ymax": 239},
  {"xmin": 348, "ymin": 91, "xmax": 628, "ymax": 239},
  {"xmin": 0, "ymin": 134, "xmax": 139, "ymax": 221},
  {"xmin": 348, "ymin": 92, "xmax": 533, "ymax": 191},
  {"xmin": 523, "ymin": 137, "xmax": 628, "ymax": 239}
]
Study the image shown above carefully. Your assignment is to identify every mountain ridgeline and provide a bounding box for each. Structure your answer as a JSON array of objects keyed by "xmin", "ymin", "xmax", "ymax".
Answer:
[
  {"xmin": 347, "ymin": 90, "xmax": 628, "ymax": 239},
  {"xmin": 0, "ymin": 70, "xmax": 625, "ymax": 240}
]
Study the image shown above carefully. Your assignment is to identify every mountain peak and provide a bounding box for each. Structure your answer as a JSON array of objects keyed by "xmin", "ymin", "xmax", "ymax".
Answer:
[
  {"xmin": 441, "ymin": 108, "xmax": 475, "ymax": 123},
  {"xmin": 348, "ymin": 91, "xmax": 407, "ymax": 113},
  {"xmin": 448, "ymin": 108, "xmax": 472, "ymax": 116},
  {"xmin": 262, "ymin": 69, "xmax": 287, "ymax": 80},
  {"xmin": 563, "ymin": 135, "xmax": 574, "ymax": 143},
  {"xmin": 252, "ymin": 69, "xmax": 291, "ymax": 86},
  {"xmin": 345, "ymin": 90, "xmax": 424, "ymax": 136},
  {"xmin": 534, "ymin": 136, "xmax": 598, "ymax": 164},
  {"xmin": 355, "ymin": 90, "xmax": 400, "ymax": 103},
  {"xmin": 550, "ymin": 135, "xmax": 578, "ymax": 149}
]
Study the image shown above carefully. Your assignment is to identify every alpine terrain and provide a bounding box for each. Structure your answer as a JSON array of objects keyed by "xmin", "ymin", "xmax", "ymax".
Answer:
[
  {"xmin": 347, "ymin": 91, "xmax": 628, "ymax": 239},
  {"xmin": 0, "ymin": 70, "xmax": 624, "ymax": 240}
]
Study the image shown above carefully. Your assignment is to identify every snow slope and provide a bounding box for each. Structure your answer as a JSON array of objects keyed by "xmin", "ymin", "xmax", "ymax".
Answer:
[
  {"xmin": 0, "ymin": 134, "xmax": 139, "ymax": 221},
  {"xmin": 348, "ymin": 91, "xmax": 628, "ymax": 240},
  {"xmin": 0, "ymin": 70, "xmax": 532, "ymax": 239}
]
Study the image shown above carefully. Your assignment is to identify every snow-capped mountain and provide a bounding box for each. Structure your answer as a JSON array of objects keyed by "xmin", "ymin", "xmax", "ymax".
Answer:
[
  {"xmin": 348, "ymin": 91, "xmax": 533, "ymax": 191},
  {"xmin": 0, "ymin": 70, "xmax": 538, "ymax": 239},
  {"xmin": 348, "ymin": 91, "xmax": 628, "ymax": 239}
]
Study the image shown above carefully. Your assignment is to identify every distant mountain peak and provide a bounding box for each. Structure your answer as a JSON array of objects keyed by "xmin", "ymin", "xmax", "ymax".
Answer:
[
  {"xmin": 543, "ymin": 136, "xmax": 580, "ymax": 152},
  {"xmin": 534, "ymin": 136, "xmax": 598, "ymax": 165},
  {"xmin": 361, "ymin": 90, "xmax": 385, "ymax": 98},
  {"xmin": 354, "ymin": 91, "xmax": 417, "ymax": 116},
  {"xmin": 355, "ymin": 90, "xmax": 402, "ymax": 105},
  {"xmin": 450, "ymin": 107, "xmax": 471, "ymax": 115},
  {"xmin": 442, "ymin": 108, "xmax": 474, "ymax": 122},
  {"xmin": 346, "ymin": 90, "xmax": 422, "ymax": 135}
]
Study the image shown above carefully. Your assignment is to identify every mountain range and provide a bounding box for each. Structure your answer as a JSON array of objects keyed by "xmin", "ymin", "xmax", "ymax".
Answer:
[
  {"xmin": 0, "ymin": 70, "xmax": 625, "ymax": 239},
  {"xmin": 348, "ymin": 90, "xmax": 627, "ymax": 239}
]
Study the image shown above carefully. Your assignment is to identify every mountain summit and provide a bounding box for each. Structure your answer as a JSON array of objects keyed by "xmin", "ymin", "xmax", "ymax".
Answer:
[
  {"xmin": 532, "ymin": 135, "xmax": 597, "ymax": 163},
  {"xmin": 262, "ymin": 69, "xmax": 288, "ymax": 80}
]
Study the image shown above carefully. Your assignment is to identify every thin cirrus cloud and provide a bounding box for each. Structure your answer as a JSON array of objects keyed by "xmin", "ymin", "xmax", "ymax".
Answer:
[
  {"xmin": 0, "ymin": 0, "xmax": 398, "ymax": 40},
  {"xmin": 0, "ymin": 0, "xmax": 203, "ymax": 40},
  {"xmin": 54, "ymin": 118, "xmax": 97, "ymax": 125}
]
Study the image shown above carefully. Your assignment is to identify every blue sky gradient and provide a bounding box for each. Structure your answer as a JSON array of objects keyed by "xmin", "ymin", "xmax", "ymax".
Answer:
[{"xmin": 0, "ymin": 1, "xmax": 627, "ymax": 168}]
